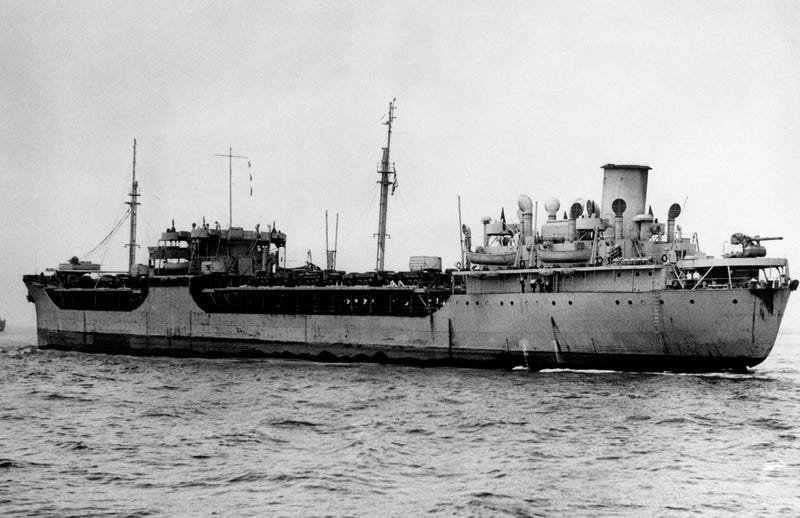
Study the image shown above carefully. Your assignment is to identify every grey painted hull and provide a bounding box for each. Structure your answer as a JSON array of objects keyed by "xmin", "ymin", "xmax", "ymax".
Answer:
[{"xmin": 25, "ymin": 282, "xmax": 790, "ymax": 371}]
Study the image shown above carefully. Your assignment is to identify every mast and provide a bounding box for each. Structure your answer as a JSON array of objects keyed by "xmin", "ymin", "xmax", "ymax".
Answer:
[
  {"xmin": 334, "ymin": 212, "xmax": 339, "ymax": 269},
  {"xmin": 326, "ymin": 210, "xmax": 329, "ymax": 266},
  {"xmin": 458, "ymin": 195, "xmax": 464, "ymax": 267},
  {"xmin": 325, "ymin": 210, "xmax": 339, "ymax": 270},
  {"xmin": 125, "ymin": 138, "xmax": 140, "ymax": 272},
  {"xmin": 375, "ymin": 98, "xmax": 397, "ymax": 271}
]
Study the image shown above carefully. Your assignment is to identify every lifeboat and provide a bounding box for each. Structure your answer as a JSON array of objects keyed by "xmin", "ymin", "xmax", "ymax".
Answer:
[
  {"xmin": 158, "ymin": 261, "xmax": 190, "ymax": 273},
  {"xmin": 466, "ymin": 246, "xmax": 517, "ymax": 266},
  {"xmin": 537, "ymin": 242, "xmax": 592, "ymax": 263}
]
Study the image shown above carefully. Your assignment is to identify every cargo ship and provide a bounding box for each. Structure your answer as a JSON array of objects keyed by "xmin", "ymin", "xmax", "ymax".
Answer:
[{"xmin": 24, "ymin": 103, "xmax": 796, "ymax": 371}]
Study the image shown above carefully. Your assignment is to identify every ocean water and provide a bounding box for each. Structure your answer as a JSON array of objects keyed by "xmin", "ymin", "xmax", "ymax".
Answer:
[{"xmin": 1, "ymin": 326, "xmax": 799, "ymax": 517}]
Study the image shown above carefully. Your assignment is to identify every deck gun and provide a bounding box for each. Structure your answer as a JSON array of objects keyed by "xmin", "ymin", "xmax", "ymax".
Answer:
[{"xmin": 728, "ymin": 233, "xmax": 783, "ymax": 258}]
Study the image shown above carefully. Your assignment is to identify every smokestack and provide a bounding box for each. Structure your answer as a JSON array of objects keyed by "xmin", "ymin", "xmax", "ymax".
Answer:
[
  {"xmin": 600, "ymin": 164, "xmax": 651, "ymax": 239},
  {"xmin": 481, "ymin": 216, "xmax": 491, "ymax": 247}
]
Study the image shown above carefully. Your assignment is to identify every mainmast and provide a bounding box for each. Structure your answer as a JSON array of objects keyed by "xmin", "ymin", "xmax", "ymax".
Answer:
[
  {"xmin": 375, "ymin": 98, "xmax": 397, "ymax": 271},
  {"xmin": 125, "ymin": 138, "xmax": 140, "ymax": 272}
]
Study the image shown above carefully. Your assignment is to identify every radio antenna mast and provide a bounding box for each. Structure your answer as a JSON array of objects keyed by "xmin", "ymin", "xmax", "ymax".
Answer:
[
  {"xmin": 375, "ymin": 98, "xmax": 397, "ymax": 271},
  {"xmin": 214, "ymin": 147, "xmax": 249, "ymax": 228},
  {"xmin": 125, "ymin": 138, "xmax": 140, "ymax": 272}
]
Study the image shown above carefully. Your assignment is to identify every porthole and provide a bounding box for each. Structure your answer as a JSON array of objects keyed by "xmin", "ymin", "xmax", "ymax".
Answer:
[
  {"xmin": 635, "ymin": 272, "xmax": 640, "ymax": 277},
  {"xmin": 615, "ymin": 300, "xmax": 620, "ymax": 305},
  {"xmin": 500, "ymin": 301, "xmax": 504, "ymax": 306},
  {"xmin": 568, "ymin": 301, "xmax": 573, "ymax": 305},
  {"xmin": 551, "ymin": 301, "xmax": 556, "ymax": 306},
  {"xmin": 659, "ymin": 300, "xmax": 664, "ymax": 305},
  {"xmin": 732, "ymin": 299, "xmax": 738, "ymax": 304},
  {"xmin": 617, "ymin": 272, "xmax": 622, "ymax": 278},
  {"xmin": 690, "ymin": 299, "xmax": 695, "ymax": 304},
  {"xmin": 628, "ymin": 300, "xmax": 633, "ymax": 305},
  {"xmin": 648, "ymin": 272, "xmax": 653, "ymax": 277},
  {"xmin": 510, "ymin": 301, "xmax": 514, "ymax": 306},
  {"xmin": 475, "ymin": 301, "xmax": 480, "ymax": 306},
  {"xmin": 465, "ymin": 301, "xmax": 469, "ymax": 306}
]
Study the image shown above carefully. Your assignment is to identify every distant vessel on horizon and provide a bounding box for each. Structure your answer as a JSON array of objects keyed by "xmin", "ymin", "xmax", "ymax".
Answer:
[
  {"xmin": 23, "ymin": 102, "xmax": 797, "ymax": 372},
  {"xmin": 0, "ymin": 318, "xmax": 5, "ymax": 332}
]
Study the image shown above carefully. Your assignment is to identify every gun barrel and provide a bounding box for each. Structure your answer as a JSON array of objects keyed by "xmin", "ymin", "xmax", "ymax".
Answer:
[{"xmin": 753, "ymin": 236, "xmax": 783, "ymax": 241}]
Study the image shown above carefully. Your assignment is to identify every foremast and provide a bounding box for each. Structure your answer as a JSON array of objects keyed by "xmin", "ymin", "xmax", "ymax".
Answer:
[
  {"xmin": 125, "ymin": 138, "xmax": 140, "ymax": 272},
  {"xmin": 375, "ymin": 98, "xmax": 397, "ymax": 272}
]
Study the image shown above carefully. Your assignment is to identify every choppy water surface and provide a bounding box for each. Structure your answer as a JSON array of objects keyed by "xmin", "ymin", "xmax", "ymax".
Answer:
[{"xmin": 1, "ymin": 327, "xmax": 799, "ymax": 516}]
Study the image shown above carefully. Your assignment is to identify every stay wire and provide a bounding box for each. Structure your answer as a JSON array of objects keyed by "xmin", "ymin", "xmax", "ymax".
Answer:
[
  {"xmin": 83, "ymin": 208, "xmax": 131, "ymax": 258},
  {"xmin": 345, "ymin": 185, "xmax": 378, "ymax": 237}
]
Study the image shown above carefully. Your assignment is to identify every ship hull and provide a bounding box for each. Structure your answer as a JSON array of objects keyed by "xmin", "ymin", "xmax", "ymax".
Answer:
[
  {"xmin": 33, "ymin": 328, "xmax": 770, "ymax": 372},
  {"xmin": 25, "ymin": 281, "xmax": 790, "ymax": 372}
]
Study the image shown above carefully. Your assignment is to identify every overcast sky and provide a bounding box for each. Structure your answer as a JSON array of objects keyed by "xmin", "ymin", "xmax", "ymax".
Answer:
[{"xmin": 2, "ymin": 1, "xmax": 799, "ymax": 327}]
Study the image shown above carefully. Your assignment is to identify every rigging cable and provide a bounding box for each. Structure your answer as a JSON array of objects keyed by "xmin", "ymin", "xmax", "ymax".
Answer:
[
  {"xmin": 345, "ymin": 185, "xmax": 378, "ymax": 237},
  {"xmin": 83, "ymin": 208, "xmax": 131, "ymax": 259}
]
